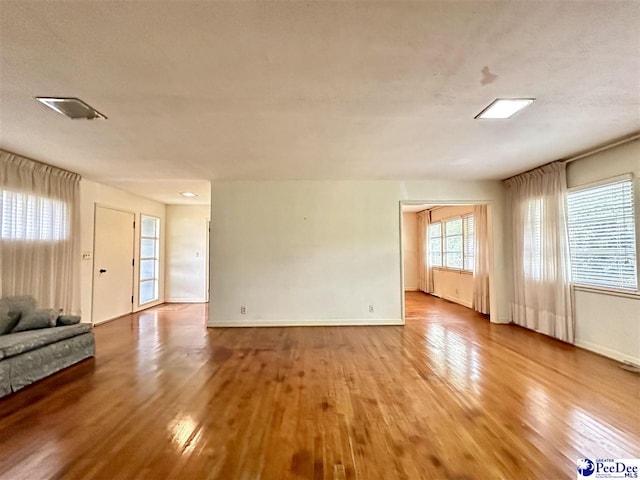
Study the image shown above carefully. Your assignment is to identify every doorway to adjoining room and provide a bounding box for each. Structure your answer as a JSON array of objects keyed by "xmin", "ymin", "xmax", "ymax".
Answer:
[{"xmin": 400, "ymin": 202, "xmax": 493, "ymax": 323}]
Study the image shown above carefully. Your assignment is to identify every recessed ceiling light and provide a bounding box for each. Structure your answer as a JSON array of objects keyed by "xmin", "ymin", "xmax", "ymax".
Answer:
[
  {"xmin": 180, "ymin": 192, "xmax": 198, "ymax": 197},
  {"xmin": 35, "ymin": 97, "xmax": 107, "ymax": 120},
  {"xmin": 475, "ymin": 98, "xmax": 535, "ymax": 119}
]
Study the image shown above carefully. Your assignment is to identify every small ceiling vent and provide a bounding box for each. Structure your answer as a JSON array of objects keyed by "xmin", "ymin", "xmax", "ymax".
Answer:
[{"xmin": 35, "ymin": 97, "xmax": 107, "ymax": 120}]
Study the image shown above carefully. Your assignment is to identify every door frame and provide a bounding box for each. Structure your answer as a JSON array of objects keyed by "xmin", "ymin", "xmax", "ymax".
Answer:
[
  {"xmin": 399, "ymin": 200, "xmax": 496, "ymax": 324},
  {"xmin": 91, "ymin": 204, "xmax": 136, "ymax": 324},
  {"xmin": 205, "ymin": 218, "xmax": 211, "ymax": 303}
]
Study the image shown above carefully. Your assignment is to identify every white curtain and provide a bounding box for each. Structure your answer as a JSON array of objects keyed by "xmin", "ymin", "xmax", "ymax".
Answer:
[
  {"xmin": 472, "ymin": 204, "xmax": 490, "ymax": 314},
  {"xmin": 505, "ymin": 161, "xmax": 573, "ymax": 343},
  {"xmin": 416, "ymin": 210, "xmax": 433, "ymax": 293},
  {"xmin": 0, "ymin": 150, "xmax": 81, "ymax": 315}
]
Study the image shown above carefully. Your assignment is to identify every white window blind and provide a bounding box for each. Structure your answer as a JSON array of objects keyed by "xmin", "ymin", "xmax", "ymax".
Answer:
[
  {"xmin": 444, "ymin": 218, "xmax": 463, "ymax": 269},
  {"xmin": 463, "ymin": 214, "xmax": 474, "ymax": 271},
  {"xmin": 0, "ymin": 190, "xmax": 69, "ymax": 241},
  {"xmin": 523, "ymin": 198, "xmax": 542, "ymax": 281},
  {"xmin": 567, "ymin": 180, "xmax": 638, "ymax": 291},
  {"xmin": 429, "ymin": 222, "xmax": 442, "ymax": 267}
]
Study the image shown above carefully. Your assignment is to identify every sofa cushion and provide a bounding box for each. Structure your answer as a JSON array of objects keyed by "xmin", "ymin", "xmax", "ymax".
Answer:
[
  {"xmin": 0, "ymin": 304, "xmax": 20, "ymax": 336},
  {"xmin": 0, "ymin": 296, "xmax": 37, "ymax": 335},
  {"xmin": 11, "ymin": 308, "xmax": 60, "ymax": 333},
  {"xmin": 57, "ymin": 315, "xmax": 81, "ymax": 326},
  {"xmin": 0, "ymin": 323, "xmax": 92, "ymax": 359},
  {"xmin": 0, "ymin": 296, "xmax": 37, "ymax": 315}
]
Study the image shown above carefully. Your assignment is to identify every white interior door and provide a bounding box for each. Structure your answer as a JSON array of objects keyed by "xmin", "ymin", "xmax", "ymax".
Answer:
[{"xmin": 93, "ymin": 206, "xmax": 135, "ymax": 324}]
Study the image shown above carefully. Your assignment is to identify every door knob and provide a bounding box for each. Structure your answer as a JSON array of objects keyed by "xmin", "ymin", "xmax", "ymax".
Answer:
[{"xmin": 99, "ymin": 269, "xmax": 107, "ymax": 273}]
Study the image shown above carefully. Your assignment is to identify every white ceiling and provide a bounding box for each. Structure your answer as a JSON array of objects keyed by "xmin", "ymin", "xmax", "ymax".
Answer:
[{"xmin": 1, "ymin": 1, "xmax": 639, "ymax": 205}]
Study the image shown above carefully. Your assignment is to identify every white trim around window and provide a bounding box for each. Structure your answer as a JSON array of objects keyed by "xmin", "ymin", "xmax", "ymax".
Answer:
[
  {"xmin": 429, "ymin": 213, "xmax": 475, "ymax": 273},
  {"xmin": 566, "ymin": 175, "xmax": 638, "ymax": 293}
]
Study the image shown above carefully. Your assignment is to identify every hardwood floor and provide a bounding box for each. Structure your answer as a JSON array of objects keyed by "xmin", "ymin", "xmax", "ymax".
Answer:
[{"xmin": 0, "ymin": 293, "xmax": 638, "ymax": 480}]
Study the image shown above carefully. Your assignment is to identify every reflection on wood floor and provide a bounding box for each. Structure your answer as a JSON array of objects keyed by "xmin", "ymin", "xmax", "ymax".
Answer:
[{"xmin": 1, "ymin": 292, "xmax": 638, "ymax": 480}]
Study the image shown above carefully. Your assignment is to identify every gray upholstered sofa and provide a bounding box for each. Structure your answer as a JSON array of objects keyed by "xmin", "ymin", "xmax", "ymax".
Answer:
[{"xmin": 0, "ymin": 295, "xmax": 95, "ymax": 398}]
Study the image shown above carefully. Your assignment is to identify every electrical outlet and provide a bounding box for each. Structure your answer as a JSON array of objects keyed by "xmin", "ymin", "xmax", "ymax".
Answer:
[
  {"xmin": 369, "ymin": 304, "xmax": 374, "ymax": 313},
  {"xmin": 240, "ymin": 306, "xmax": 246, "ymax": 314}
]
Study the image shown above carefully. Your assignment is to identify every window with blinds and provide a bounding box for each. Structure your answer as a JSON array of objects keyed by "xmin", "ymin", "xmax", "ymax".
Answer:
[
  {"xmin": 428, "ymin": 214, "xmax": 474, "ymax": 272},
  {"xmin": 428, "ymin": 222, "xmax": 442, "ymax": 267},
  {"xmin": 444, "ymin": 217, "xmax": 463, "ymax": 269},
  {"xmin": 523, "ymin": 198, "xmax": 543, "ymax": 281},
  {"xmin": 567, "ymin": 179, "xmax": 638, "ymax": 291},
  {"xmin": 0, "ymin": 190, "xmax": 69, "ymax": 241}
]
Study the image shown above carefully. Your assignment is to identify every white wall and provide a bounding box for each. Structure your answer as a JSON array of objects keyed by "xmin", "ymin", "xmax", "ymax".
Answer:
[
  {"xmin": 401, "ymin": 212, "xmax": 418, "ymax": 291},
  {"xmin": 573, "ymin": 290, "xmax": 639, "ymax": 364},
  {"xmin": 80, "ymin": 179, "xmax": 166, "ymax": 323},
  {"xmin": 432, "ymin": 269, "xmax": 473, "ymax": 308},
  {"xmin": 165, "ymin": 205, "xmax": 210, "ymax": 302},
  {"xmin": 429, "ymin": 205, "xmax": 475, "ymax": 308},
  {"xmin": 209, "ymin": 180, "xmax": 507, "ymax": 327},
  {"xmin": 566, "ymin": 139, "xmax": 640, "ymax": 364}
]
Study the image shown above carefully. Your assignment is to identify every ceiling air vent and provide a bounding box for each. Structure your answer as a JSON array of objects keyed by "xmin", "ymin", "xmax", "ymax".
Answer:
[{"xmin": 35, "ymin": 97, "xmax": 107, "ymax": 120}]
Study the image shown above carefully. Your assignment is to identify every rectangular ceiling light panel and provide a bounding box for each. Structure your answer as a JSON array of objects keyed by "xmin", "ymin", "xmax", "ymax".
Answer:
[
  {"xmin": 475, "ymin": 98, "xmax": 535, "ymax": 119},
  {"xmin": 36, "ymin": 97, "xmax": 107, "ymax": 119}
]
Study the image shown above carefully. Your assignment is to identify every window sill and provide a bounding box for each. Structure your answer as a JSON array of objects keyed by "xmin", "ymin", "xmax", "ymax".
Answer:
[
  {"xmin": 434, "ymin": 267, "xmax": 473, "ymax": 275},
  {"xmin": 572, "ymin": 284, "xmax": 640, "ymax": 300}
]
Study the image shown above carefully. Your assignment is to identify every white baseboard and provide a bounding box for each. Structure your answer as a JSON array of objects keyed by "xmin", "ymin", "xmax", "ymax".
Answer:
[
  {"xmin": 165, "ymin": 298, "xmax": 207, "ymax": 303},
  {"xmin": 93, "ymin": 313, "xmax": 129, "ymax": 326},
  {"xmin": 575, "ymin": 339, "xmax": 640, "ymax": 365},
  {"xmin": 208, "ymin": 318, "xmax": 404, "ymax": 328},
  {"xmin": 435, "ymin": 293, "xmax": 473, "ymax": 309}
]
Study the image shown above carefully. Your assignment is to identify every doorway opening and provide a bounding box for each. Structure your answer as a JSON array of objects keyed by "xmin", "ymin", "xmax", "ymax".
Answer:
[
  {"xmin": 164, "ymin": 205, "xmax": 211, "ymax": 305},
  {"xmin": 399, "ymin": 201, "xmax": 495, "ymax": 323}
]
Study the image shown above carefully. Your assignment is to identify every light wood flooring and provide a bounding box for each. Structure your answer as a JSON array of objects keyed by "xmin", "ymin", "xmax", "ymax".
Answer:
[{"xmin": 0, "ymin": 292, "xmax": 638, "ymax": 480}]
